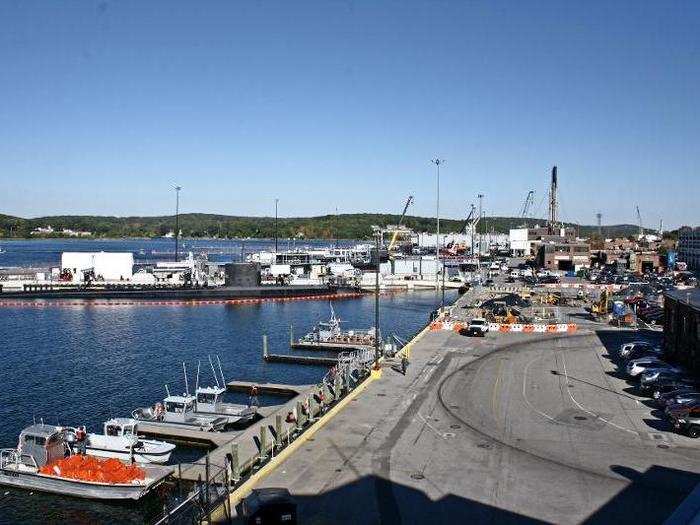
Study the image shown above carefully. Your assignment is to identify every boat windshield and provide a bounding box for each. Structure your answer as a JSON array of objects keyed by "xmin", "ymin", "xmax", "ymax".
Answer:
[
  {"xmin": 166, "ymin": 401, "xmax": 193, "ymax": 413},
  {"xmin": 197, "ymin": 393, "xmax": 216, "ymax": 404},
  {"xmin": 106, "ymin": 425, "xmax": 121, "ymax": 436}
]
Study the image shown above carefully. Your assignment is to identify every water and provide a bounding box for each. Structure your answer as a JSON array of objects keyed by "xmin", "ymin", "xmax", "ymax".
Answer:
[{"xmin": 0, "ymin": 239, "xmax": 454, "ymax": 524}]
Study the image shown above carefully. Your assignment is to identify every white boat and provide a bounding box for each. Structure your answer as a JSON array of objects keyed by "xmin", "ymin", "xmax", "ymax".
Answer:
[
  {"xmin": 0, "ymin": 424, "xmax": 172, "ymax": 500},
  {"xmin": 193, "ymin": 356, "xmax": 258, "ymax": 425},
  {"xmin": 73, "ymin": 418, "xmax": 175, "ymax": 464}
]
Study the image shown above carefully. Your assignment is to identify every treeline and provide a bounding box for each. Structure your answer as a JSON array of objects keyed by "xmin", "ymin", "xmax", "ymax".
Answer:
[{"xmin": 0, "ymin": 212, "xmax": 651, "ymax": 240}]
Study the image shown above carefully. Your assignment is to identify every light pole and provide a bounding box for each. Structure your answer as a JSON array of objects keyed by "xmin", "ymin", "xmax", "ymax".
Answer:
[
  {"xmin": 173, "ymin": 185, "xmax": 182, "ymax": 262},
  {"xmin": 431, "ymin": 158, "xmax": 444, "ymax": 306},
  {"xmin": 477, "ymin": 193, "xmax": 484, "ymax": 260},
  {"xmin": 374, "ymin": 229, "xmax": 381, "ymax": 369},
  {"xmin": 274, "ymin": 198, "xmax": 279, "ymax": 253}
]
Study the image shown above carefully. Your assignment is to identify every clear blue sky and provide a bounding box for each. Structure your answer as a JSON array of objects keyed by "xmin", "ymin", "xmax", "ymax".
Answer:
[{"xmin": 1, "ymin": 1, "xmax": 698, "ymax": 228}]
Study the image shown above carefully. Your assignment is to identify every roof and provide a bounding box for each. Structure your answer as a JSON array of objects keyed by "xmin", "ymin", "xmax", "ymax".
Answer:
[
  {"xmin": 164, "ymin": 395, "xmax": 195, "ymax": 403},
  {"xmin": 196, "ymin": 386, "xmax": 225, "ymax": 394},
  {"xmin": 665, "ymin": 288, "xmax": 700, "ymax": 311},
  {"xmin": 20, "ymin": 423, "xmax": 61, "ymax": 438},
  {"xmin": 104, "ymin": 417, "xmax": 137, "ymax": 426}
]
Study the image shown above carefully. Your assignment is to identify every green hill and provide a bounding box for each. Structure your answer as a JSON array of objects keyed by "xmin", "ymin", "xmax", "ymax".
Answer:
[{"xmin": 0, "ymin": 212, "xmax": 651, "ymax": 240}]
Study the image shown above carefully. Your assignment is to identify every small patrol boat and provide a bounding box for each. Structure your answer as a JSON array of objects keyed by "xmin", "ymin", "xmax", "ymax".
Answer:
[
  {"xmin": 69, "ymin": 418, "xmax": 175, "ymax": 464},
  {"xmin": 0, "ymin": 424, "xmax": 172, "ymax": 500},
  {"xmin": 192, "ymin": 356, "xmax": 258, "ymax": 425},
  {"xmin": 294, "ymin": 303, "xmax": 377, "ymax": 350},
  {"xmin": 132, "ymin": 364, "xmax": 228, "ymax": 432}
]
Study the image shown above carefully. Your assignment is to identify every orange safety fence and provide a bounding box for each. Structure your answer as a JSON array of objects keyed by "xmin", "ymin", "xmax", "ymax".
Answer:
[
  {"xmin": 430, "ymin": 322, "xmax": 443, "ymax": 331},
  {"xmin": 567, "ymin": 323, "xmax": 577, "ymax": 333},
  {"xmin": 452, "ymin": 323, "xmax": 464, "ymax": 333},
  {"xmin": 39, "ymin": 455, "xmax": 145, "ymax": 484}
]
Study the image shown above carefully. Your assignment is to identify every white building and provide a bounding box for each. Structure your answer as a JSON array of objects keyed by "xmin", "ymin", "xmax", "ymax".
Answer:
[{"xmin": 61, "ymin": 252, "xmax": 134, "ymax": 281}]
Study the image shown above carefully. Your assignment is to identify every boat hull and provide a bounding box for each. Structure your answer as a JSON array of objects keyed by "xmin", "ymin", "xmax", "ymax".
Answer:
[
  {"xmin": 0, "ymin": 466, "xmax": 171, "ymax": 500},
  {"xmin": 86, "ymin": 446, "xmax": 173, "ymax": 465}
]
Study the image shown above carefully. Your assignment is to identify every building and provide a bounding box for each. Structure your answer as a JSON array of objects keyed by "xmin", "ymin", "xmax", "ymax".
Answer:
[
  {"xmin": 61, "ymin": 252, "xmax": 134, "ymax": 281},
  {"xmin": 678, "ymin": 227, "xmax": 700, "ymax": 273},
  {"xmin": 536, "ymin": 242, "xmax": 591, "ymax": 271},
  {"xmin": 509, "ymin": 226, "xmax": 576, "ymax": 257},
  {"xmin": 664, "ymin": 288, "xmax": 700, "ymax": 372}
]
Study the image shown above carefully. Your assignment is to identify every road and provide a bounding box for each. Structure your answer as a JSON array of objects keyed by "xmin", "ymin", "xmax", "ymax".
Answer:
[{"xmin": 238, "ymin": 292, "xmax": 700, "ymax": 524}]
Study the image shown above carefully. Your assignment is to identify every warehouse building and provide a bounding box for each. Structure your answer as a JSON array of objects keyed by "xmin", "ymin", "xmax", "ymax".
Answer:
[
  {"xmin": 678, "ymin": 226, "xmax": 700, "ymax": 273},
  {"xmin": 664, "ymin": 288, "xmax": 700, "ymax": 372}
]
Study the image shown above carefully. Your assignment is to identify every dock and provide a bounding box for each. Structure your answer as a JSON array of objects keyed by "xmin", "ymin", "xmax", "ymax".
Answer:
[
  {"xmin": 137, "ymin": 422, "xmax": 237, "ymax": 448},
  {"xmin": 290, "ymin": 341, "xmax": 373, "ymax": 352},
  {"xmin": 225, "ymin": 381, "xmax": 309, "ymax": 397},
  {"xmin": 263, "ymin": 353, "xmax": 337, "ymax": 366}
]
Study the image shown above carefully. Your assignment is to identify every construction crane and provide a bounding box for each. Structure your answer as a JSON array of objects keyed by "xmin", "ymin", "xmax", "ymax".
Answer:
[
  {"xmin": 636, "ymin": 205, "xmax": 643, "ymax": 239},
  {"xmin": 519, "ymin": 190, "xmax": 535, "ymax": 218},
  {"xmin": 387, "ymin": 195, "xmax": 414, "ymax": 251},
  {"xmin": 459, "ymin": 204, "xmax": 476, "ymax": 233},
  {"xmin": 547, "ymin": 166, "xmax": 558, "ymax": 234}
]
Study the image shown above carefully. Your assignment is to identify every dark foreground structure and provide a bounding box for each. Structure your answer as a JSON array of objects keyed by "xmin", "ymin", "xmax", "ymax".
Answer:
[{"xmin": 665, "ymin": 288, "xmax": 700, "ymax": 372}]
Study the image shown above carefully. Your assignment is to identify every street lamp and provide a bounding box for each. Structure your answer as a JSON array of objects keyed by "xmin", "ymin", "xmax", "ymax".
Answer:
[
  {"xmin": 431, "ymin": 158, "xmax": 445, "ymax": 308},
  {"xmin": 274, "ymin": 198, "xmax": 279, "ymax": 253},
  {"xmin": 173, "ymin": 185, "xmax": 182, "ymax": 262}
]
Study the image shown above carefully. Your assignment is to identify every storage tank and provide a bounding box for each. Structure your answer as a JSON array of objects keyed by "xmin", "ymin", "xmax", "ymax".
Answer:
[{"xmin": 224, "ymin": 263, "xmax": 261, "ymax": 287}]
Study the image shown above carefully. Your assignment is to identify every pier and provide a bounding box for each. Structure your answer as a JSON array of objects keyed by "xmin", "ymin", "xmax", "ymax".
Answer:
[{"xmin": 290, "ymin": 341, "xmax": 373, "ymax": 352}]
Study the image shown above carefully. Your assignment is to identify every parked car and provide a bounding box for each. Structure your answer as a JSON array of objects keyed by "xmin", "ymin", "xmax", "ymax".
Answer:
[
  {"xmin": 657, "ymin": 390, "xmax": 700, "ymax": 408},
  {"xmin": 619, "ymin": 341, "xmax": 663, "ymax": 360},
  {"xmin": 460, "ymin": 318, "xmax": 489, "ymax": 337},
  {"xmin": 626, "ymin": 357, "xmax": 680, "ymax": 378},
  {"xmin": 639, "ymin": 373, "xmax": 696, "ymax": 396},
  {"xmin": 666, "ymin": 403, "xmax": 700, "ymax": 438}
]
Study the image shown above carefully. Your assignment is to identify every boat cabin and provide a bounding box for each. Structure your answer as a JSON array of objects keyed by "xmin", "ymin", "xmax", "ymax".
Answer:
[
  {"xmin": 162, "ymin": 395, "xmax": 197, "ymax": 423},
  {"xmin": 18, "ymin": 424, "xmax": 67, "ymax": 468},
  {"xmin": 195, "ymin": 386, "xmax": 225, "ymax": 413},
  {"xmin": 103, "ymin": 418, "xmax": 138, "ymax": 438}
]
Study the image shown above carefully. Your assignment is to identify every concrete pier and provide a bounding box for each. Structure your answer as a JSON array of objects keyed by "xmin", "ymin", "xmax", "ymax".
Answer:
[{"xmin": 217, "ymin": 288, "xmax": 700, "ymax": 524}]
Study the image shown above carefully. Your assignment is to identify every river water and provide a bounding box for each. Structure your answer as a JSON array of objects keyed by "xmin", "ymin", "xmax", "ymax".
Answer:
[{"xmin": 0, "ymin": 239, "xmax": 454, "ymax": 524}]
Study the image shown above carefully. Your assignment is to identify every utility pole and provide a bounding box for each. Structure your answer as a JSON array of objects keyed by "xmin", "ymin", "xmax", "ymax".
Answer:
[
  {"xmin": 477, "ymin": 194, "xmax": 484, "ymax": 259},
  {"xmin": 431, "ymin": 159, "xmax": 444, "ymax": 290},
  {"xmin": 374, "ymin": 229, "xmax": 381, "ymax": 369},
  {"xmin": 173, "ymin": 185, "xmax": 182, "ymax": 262},
  {"xmin": 274, "ymin": 199, "xmax": 279, "ymax": 253}
]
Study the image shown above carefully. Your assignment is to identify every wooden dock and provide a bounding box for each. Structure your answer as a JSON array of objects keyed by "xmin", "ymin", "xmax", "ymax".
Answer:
[
  {"xmin": 226, "ymin": 381, "xmax": 311, "ymax": 397},
  {"xmin": 137, "ymin": 422, "xmax": 239, "ymax": 448},
  {"xmin": 290, "ymin": 341, "xmax": 373, "ymax": 352},
  {"xmin": 264, "ymin": 353, "xmax": 337, "ymax": 366}
]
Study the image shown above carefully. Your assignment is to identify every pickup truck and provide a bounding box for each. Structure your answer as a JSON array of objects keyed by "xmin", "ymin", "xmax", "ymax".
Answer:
[{"xmin": 460, "ymin": 318, "xmax": 489, "ymax": 337}]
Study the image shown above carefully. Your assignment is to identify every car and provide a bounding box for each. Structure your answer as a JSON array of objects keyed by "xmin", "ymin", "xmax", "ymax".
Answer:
[
  {"xmin": 639, "ymin": 373, "xmax": 696, "ymax": 396},
  {"xmin": 459, "ymin": 318, "xmax": 489, "ymax": 337},
  {"xmin": 484, "ymin": 279, "xmax": 494, "ymax": 287},
  {"xmin": 658, "ymin": 391, "xmax": 700, "ymax": 408},
  {"xmin": 505, "ymin": 276, "xmax": 515, "ymax": 283},
  {"xmin": 619, "ymin": 341, "xmax": 663, "ymax": 360},
  {"xmin": 626, "ymin": 357, "xmax": 680, "ymax": 378},
  {"xmin": 666, "ymin": 403, "xmax": 700, "ymax": 438}
]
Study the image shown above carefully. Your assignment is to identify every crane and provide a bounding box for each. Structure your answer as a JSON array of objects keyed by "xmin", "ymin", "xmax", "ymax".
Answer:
[
  {"xmin": 636, "ymin": 205, "xmax": 643, "ymax": 239},
  {"xmin": 519, "ymin": 190, "xmax": 535, "ymax": 218},
  {"xmin": 387, "ymin": 195, "xmax": 414, "ymax": 251},
  {"xmin": 459, "ymin": 204, "xmax": 477, "ymax": 234}
]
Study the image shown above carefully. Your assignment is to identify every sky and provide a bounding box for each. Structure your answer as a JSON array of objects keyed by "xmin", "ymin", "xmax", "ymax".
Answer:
[{"xmin": 0, "ymin": 1, "xmax": 698, "ymax": 228}]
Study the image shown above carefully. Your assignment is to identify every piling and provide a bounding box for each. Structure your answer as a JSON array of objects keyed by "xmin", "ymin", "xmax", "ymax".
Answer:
[
  {"xmin": 275, "ymin": 415, "xmax": 282, "ymax": 450},
  {"xmin": 263, "ymin": 334, "xmax": 268, "ymax": 359},
  {"xmin": 230, "ymin": 443, "xmax": 240, "ymax": 483},
  {"xmin": 259, "ymin": 425, "xmax": 268, "ymax": 461}
]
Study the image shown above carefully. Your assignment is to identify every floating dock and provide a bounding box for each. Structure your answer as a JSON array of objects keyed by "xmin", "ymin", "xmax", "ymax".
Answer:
[
  {"xmin": 137, "ymin": 422, "xmax": 237, "ymax": 448},
  {"xmin": 226, "ymin": 381, "xmax": 308, "ymax": 397},
  {"xmin": 290, "ymin": 341, "xmax": 374, "ymax": 352},
  {"xmin": 264, "ymin": 353, "xmax": 337, "ymax": 366}
]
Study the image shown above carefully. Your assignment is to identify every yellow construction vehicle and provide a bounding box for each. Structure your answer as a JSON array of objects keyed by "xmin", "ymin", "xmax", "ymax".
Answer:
[{"xmin": 591, "ymin": 289, "xmax": 610, "ymax": 315}]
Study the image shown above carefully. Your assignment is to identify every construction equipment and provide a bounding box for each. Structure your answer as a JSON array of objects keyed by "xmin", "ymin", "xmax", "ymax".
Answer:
[
  {"xmin": 591, "ymin": 288, "xmax": 610, "ymax": 315},
  {"xmin": 636, "ymin": 205, "xmax": 643, "ymax": 239},
  {"xmin": 540, "ymin": 292, "xmax": 561, "ymax": 306},
  {"xmin": 548, "ymin": 166, "xmax": 558, "ymax": 234},
  {"xmin": 387, "ymin": 195, "xmax": 414, "ymax": 252},
  {"xmin": 519, "ymin": 190, "xmax": 535, "ymax": 219}
]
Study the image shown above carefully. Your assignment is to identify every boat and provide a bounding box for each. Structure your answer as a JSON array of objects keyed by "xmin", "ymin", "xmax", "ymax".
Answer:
[
  {"xmin": 0, "ymin": 424, "xmax": 172, "ymax": 500},
  {"xmin": 131, "ymin": 394, "xmax": 228, "ymax": 432},
  {"xmin": 294, "ymin": 303, "xmax": 377, "ymax": 350},
  {"xmin": 67, "ymin": 418, "xmax": 175, "ymax": 464},
  {"xmin": 192, "ymin": 357, "xmax": 258, "ymax": 425}
]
